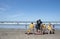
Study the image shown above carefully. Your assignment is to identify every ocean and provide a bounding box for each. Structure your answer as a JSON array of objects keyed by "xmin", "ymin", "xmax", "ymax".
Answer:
[{"xmin": 0, "ymin": 24, "xmax": 60, "ymax": 30}]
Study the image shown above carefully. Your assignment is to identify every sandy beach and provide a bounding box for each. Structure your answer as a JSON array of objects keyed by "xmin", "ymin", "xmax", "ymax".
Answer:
[{"xmin": 0, "ymin": 28, "xmax": 60, "ymax": 39}]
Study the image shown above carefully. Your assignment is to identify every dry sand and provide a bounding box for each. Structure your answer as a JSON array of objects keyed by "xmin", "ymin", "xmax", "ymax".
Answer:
[{"xmin": 0, "ymin": 28, "xmax": 60, "ymax": 39}]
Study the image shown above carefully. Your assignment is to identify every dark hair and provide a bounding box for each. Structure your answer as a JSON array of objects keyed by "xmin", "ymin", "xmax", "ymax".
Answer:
[
  {"xmin": 36, "ymin": 20, "xmax": 38, "ymax": 24},
  {"xmin": 31, "ymin": 22, "xmax": 33, "ymax": 24},
  {"xmin": 39, "ymin": 19, "xmax": 41, "ymax": 21}
]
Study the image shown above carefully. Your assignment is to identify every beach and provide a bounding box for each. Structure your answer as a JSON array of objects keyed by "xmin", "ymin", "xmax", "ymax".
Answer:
[{"xmin": 0, "ymin": 28, "xmax": 60, "ymax": 39}]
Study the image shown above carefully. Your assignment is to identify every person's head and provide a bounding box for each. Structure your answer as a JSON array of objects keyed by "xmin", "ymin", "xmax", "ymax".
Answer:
[
  {"xmin": 36, "ymin": 20, "xmax": 38, "ymax": 24},
  {"xmin": 43, "ymin": 24, "xmax": 45, "ymax": 25},
  {"xmin": 31, "ymin": 22, "xmax": 33, "ymax": 24},
  {"xmin": 39, "ymin": 19, "xmax": 41, "ymax": 21}
]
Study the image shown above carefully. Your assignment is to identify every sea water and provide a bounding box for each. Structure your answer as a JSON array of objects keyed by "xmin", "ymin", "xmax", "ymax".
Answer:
[
  {"xmin": 0, "ymin": 24, "xmax": 29, "ymax": 29},
  {"xmin": 0, "ymin": 24, "xmax": 60, "ymax": 30}
]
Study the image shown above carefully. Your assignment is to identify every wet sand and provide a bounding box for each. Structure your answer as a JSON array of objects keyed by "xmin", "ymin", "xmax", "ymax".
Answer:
[{"xmin": 0, "ymin": 28, "xmax": 60, "ymax": 39}]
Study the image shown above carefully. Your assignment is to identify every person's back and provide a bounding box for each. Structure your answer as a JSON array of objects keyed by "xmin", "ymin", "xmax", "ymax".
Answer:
[
  {"xmin": 52, "ymin": 25, "xmax": 55, "ymax": 30},
  {"xmin": 47, "ymin": 23, "xmax": 53, "ymax": 34},
  {"xmin": 48, "ymin": 24, "xmax": 52, "ymax": 30},
  {"xmin": 27, "ymin": 22, "xmax": 34, "ymax": 34},
  {"xmin": 29, "ymin": 23, "xmax": 34, "ymax": 29},
  {"xmin": 52, "ymin": 25, "xmax": 55, "ymax": 34},
  {"xmin": 42, "ymin": 24, "xmax": 47, "ymax": 34},
  {"xmin": 37, "ymin": 19, "xmax": 42, "ymax": 30},
  {"xmin": 42, "ymin": 24, "xmax": 46, "ymax": 29},
  {"xmin": 26, "ymin": 22, "xmax": 34, "ymax": 35}
]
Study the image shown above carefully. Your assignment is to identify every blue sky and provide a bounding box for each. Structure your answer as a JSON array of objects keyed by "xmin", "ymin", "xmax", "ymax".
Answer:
[{"xmin": 0, "ymin": 0, "xmax": 60, "ymax": 21}]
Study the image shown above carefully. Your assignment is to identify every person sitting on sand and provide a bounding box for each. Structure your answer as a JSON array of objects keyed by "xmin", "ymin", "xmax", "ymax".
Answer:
[
  {"xmin": 42, "ymin": 24, "xmax": 46, "ymax": 30},
  {"xmin": 47, "ymin": 23, "xmax": 52, "ymax": 34},
  {"xmin": 35, "ymin": 19, "xmax": 42, "ymax": 35},
  {"xmin": 27, "ymin": 22, "xmax": 34, "ymax": 34},
  {"xmin": 27, "ymin": 29, "xmax": 30, "ymax": 34},
  {"xmin": 52, "ymin": 25, "xmax": 55, "ymax": 34},
  {"xmin": 42, "ymin": 24, "xmax": 46, "ymax": 33}
]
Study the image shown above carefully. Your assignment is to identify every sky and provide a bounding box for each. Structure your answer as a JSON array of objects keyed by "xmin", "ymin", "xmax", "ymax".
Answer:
[{"xmin": 0, "ymin": 0, "xmax": 60, "ymax": 21}]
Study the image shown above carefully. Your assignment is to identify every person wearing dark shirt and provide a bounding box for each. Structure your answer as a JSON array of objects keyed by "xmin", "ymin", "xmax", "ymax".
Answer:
[
  {"xmin": 35, "ymin": 19, "xmax": 42, "ymax": 32},
  {"xmin": 37, "ymin": 19, "xmax": 42, "ymax": 30},
  {"xmin": 35, "ymin": 19, "xmax": 42, "ymax": 35}
]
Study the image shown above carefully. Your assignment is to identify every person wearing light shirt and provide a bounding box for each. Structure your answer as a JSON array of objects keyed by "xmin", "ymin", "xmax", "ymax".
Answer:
[
  {"xmin": 27, "ymin": 22, "xmax": 34, "ymax": 34},
  {"xmin": 47, "ymin": 23, "xmax": 52, "ymax": 34}
]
